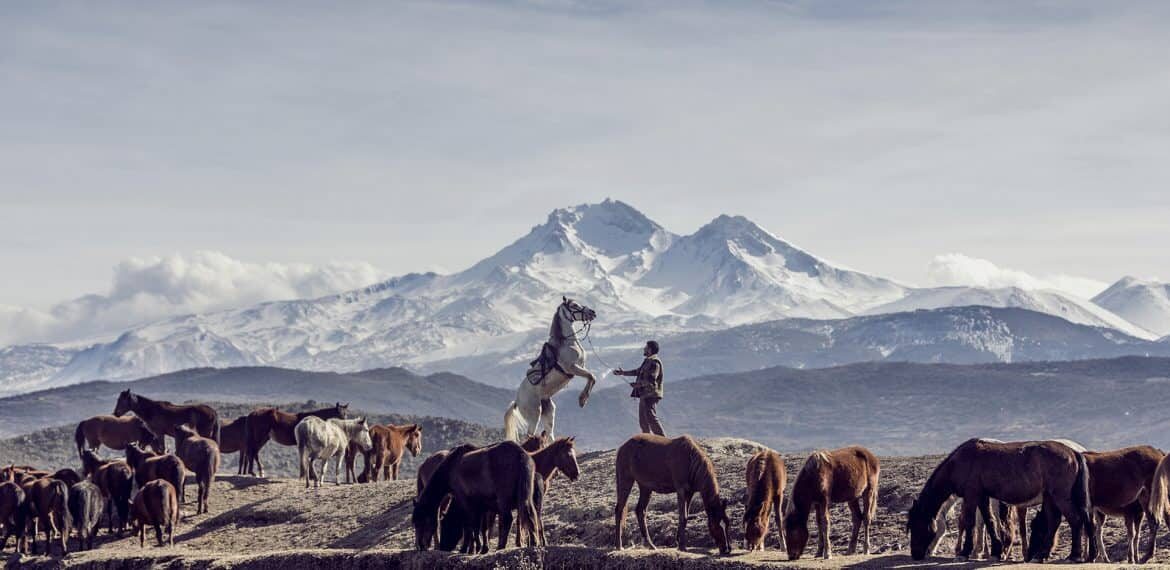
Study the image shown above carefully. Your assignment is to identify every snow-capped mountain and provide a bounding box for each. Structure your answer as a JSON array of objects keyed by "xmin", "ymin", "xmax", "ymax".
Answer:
[
  {"xmin": 867, "ymin": 286, "xmax": 1158, "ymax": 340},
  {"xmin": 0, "ymin": 199, "xmax": 1163, "ymax": 394},
  {"xmin": 1093, "ymin": 277, "xmax": 1170, "ymax": 337}
]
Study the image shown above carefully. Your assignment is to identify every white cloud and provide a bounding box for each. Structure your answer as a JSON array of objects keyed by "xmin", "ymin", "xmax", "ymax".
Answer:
[
  {"xmin": 0, "ymin": 251, "xmax": 387, "ymax": 346},
  {"xmin": 927, "ymin": 253, "xmax": 1108, "ymax": 299}
]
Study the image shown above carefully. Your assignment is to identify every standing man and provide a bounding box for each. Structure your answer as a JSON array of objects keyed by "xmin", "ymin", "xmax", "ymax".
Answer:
[{"xmin": 613, "ymin": 340, "xmax": 665, "ymax": 436}]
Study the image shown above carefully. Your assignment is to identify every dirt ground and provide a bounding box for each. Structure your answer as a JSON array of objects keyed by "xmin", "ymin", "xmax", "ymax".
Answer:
[{"xmin": 7, "ymin": 438, "xmax": 1167, "ymax": 569}]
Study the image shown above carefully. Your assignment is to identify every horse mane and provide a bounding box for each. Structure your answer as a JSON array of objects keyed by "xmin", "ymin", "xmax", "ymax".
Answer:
[
  {"xmin": 682, "ymin": 439, "xmax": 720, "ymax": 507},
  {"xmin": 296, "ymin": 406, "xmax": 343, "ymax": 421},
  {"xmin": 549, "ymin": 305, "xmax": 569, "ymax": 342},
  {"xmin": 743, "ymin": 453, "xmax": 770, "ymax": 520},
  {"xmin": 418, "ymin": 444, "xmax": 476, "ymax": 510}
]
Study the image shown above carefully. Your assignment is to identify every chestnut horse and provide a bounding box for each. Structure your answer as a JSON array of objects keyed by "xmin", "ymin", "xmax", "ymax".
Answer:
[
  {"xmin": 0, "ymin": 481, "xmax": 26, "ymax": 553},
  {"xmin": 345, "ymin": 423, "xmax": 423, "ymax": 483},
  {"xmin": 74, "ymin": 415, "xmax": 161, "ymax": 458},
  {"xmin": 243, "ymin": 403, "xmax": 348, "ymax": 477},
  {"xmin": 1142, "ymin": 450, "xmax": 1170, "ymax": 562},
  {"xmin": 907, "ymin": 438, "xmax": 1094, "ymax": 563},
  {"xmin": 218, "ymin": 415, "xmax": 256, "ymax": 475},
  {"xmin": 784, "ymin": 446, "xmax": 879, "ymax": 560},
  {"xmin": 412, "ymin": 441, "xmax": 542, "ymax": 551},
  {"xmin": 744, "ymin": 449, "xmax": 787, "ymax": 552},
  {"xmin": 131, "ymin": 479, "xmax": 179, "ymax": 547},
  {"xmin": 24, "ymin": 477, "xmax": 71, "ymax": 556},
  {"xmin": 125, "ymin": 444, "xmax": 186, "ymax": 506},
  {"xmin": 82, "ymin": 451, "xmax": 134, "ymax": 536},
  {"xmin": 174, "ymin": 424, "xmax": 221, "ymax": 515},
  {"xmin": 1078, "ymin": 445, "xmax": 1163, "ymax": 563},
  {"xmin": 614, "ymin": 434, "xmax": 731, "ymax": 555}
]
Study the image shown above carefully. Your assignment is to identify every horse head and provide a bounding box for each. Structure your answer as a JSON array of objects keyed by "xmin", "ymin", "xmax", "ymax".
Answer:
[
  {"xmin": 335, "ymin": 402, "xmax": 350, "ymax": 419},
  {"xmin": 114, "ymin": 389, "xmax": 135, "ymax": 417},
  {"xmin": 352, "ymin": 417, "xmax": 373, "ymax": 451},
  {"xmin": 411, "ymin": 496, "xmax": 438, "ymax": 551},
  {"xmin": 406, "ymin": 425, "xmax": 423, "ymax": 457},
  {"xmin": 705, "ymin": 495, "xmax": 732, "ymax": 556},
  {"xmin": 907, "ymin": 498, "xmax": 937, "ymax": 561},
  {"xmin": 554, "ymin": 436, "xmax": 579, "ymax": 481},
  {"xmin": 561, "ymin": 296, "xmax": 596, "ymax": 323}
]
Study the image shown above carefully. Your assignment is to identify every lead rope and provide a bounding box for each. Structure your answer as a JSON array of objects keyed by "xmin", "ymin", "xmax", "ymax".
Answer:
[{"xmin": 571, "ymin": 321, "xmax": 614, "ymax": 371}]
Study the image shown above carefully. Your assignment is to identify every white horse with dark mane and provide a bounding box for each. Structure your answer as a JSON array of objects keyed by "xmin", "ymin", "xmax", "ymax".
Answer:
[
  {"xmin": 504, "ymin": 296, "xmax": 598, "ymax": 441},
  {"xmin": 294, "ymin": 416, "xmax": 373, "ymax": 488}
]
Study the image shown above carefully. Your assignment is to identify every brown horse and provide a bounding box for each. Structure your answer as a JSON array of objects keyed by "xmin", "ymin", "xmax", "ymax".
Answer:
[
  {"xmin": 125, "ymin": 444, "xmax": 186, "ymax": 506},
  {"xmin": 24, "ymin": 477, "xmax": 71, "ymax": 556},
  {"xmin": 614, "ymin": 434, "xmax": 731, "ymax": 555},
  {"xmin": 346, "ymin": 423, "xmax": 423, "ymax": 483},
  {"xmin": 50, "ymin": 469, "xmax": 83, "ymax": 487},
  {"xmin": 174, "ymin": 424, "xmax": 221, "ymax": 515},
  {"xmin": 0, "ymin": 481, "xmax": 26, "ymax": 553},
  {"xmin": 784, "ymin": 446, "xmax": 879, "ymax": 560},
  {"xmin": 1142, "ymin": 451, "xmax": 1170, "ymax": 562},
  {"xmin": 1076, "ymin": 445, "xmax": 1163, "ymax": 563},
  {"xmin": 75, "ymin": 415, "xmax": 161, "ymax": 458},
  {"xmin": 218, "ymin": 415, "xmax": 257, "ymax": 476},
  {"xmin": 412, "ymin": 441, "xmax": 542, "ymax": 551},
  {"xmin": 907, "ymin": 438, "xmax": 1094, "ymax": 562},
  {"xmin": 744, "ymin": 449, "xmax": 787, "ymax": 552},
  {"xmin": 243, "ymin": 403, "xmax": 348, "ymax": 477},
  {"xmin": 68, "ymin": 481, "xmax": 104, "ymax": 551},
  {"xmin": 85, "ymin": 452, "xmax": 134, "ymax": 536},
  {"xmin": 131, "ymin": 479, "xmax": 179, "ymax": 547},
  {"xmin": 114, "ymin": 390, "xmax": 220, "ymax": 449}
]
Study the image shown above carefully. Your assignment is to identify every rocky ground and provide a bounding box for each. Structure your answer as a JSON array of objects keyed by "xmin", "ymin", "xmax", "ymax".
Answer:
[{"xmin": 5, "ymin": 438, "xmax": 1166, "ymax": 569}]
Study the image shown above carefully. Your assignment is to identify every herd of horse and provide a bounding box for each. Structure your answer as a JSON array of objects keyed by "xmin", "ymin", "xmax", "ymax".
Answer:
[{"xmin": 2, "ymin": 387, "xmax": 1170, "ymax": 565}]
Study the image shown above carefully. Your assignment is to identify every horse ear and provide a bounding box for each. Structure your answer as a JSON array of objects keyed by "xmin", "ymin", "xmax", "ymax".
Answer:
[{"xmin": 562, "ymin": 295, "xmax": 567, "ymax": 303}]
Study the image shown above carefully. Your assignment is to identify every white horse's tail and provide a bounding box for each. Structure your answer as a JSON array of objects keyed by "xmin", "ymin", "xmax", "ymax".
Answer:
[{"xmin": 504, "ymin": 400, "xmax": 527, "ymax": 442}]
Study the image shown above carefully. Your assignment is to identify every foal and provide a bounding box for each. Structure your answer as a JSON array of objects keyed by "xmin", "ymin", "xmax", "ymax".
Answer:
[
  {"xmin": 744, "ymin": 449, "xmax": 786, "ymax": 552},
  {"xmin": 174, "ymin": 424, "xmax": 221, "ymax": 514},
  {"xmin": 346, "ymin": 423, "xmax": 423, "ymax": 483},
  {"xmin": 131, "ymin": 480, "xmax": 179, "ymax": 547},
  {"xmin": 125, "ymin": 444, "xmax": 186, "ymax": 505},
  {"xmin": 784, "ymin": 446, "xmax": 879, "ymax": 560}
]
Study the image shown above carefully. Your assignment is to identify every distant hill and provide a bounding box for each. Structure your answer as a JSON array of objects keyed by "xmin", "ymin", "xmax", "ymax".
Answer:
[
  {"xmin": 0, "ymin": 400, "xmax": 502, "ymax": 478},
  {"xmin": 0, "ymin": 366, "xmax": 513, "ymax": 438},
  {"xmin": 553, "ymin": 356, "xmax": 1170, "ymax": 454}
]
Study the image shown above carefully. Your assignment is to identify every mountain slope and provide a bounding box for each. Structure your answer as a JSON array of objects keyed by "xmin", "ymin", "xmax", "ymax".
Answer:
[{"xmin": 1093, "ymin": 277, "xmax": 1170, "ymax": 337}]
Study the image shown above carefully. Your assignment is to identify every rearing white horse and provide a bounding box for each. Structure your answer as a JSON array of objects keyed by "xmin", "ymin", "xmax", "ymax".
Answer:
[{"xmin": 504, "ymin": 296, "xmax": 598, "ymax": 441}]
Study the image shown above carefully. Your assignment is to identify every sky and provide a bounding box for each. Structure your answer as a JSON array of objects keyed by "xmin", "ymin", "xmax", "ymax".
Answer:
[{"xmin": 1, "ymin": 1, "xmax": 1168, "ymax": 344}]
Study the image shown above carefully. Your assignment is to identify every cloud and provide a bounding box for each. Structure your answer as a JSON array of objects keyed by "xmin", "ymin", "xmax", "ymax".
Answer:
[
  {"xmin": 0, "ymin": 251, "xmax": 387, "ymax": 346},
  {"xmin": 927, "ymin": 253, "xmax": 1108, "ymax": 299}
]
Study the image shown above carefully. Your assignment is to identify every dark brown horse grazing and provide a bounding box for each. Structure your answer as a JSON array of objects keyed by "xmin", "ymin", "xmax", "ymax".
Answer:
[
  {"xmin": 75, "ymin": 415, "xmax": 162, "ymax": 458},
  {"xmin": 907, "ymin": 438, "xmax": 1094, "ymax": 563},
  {"xmin": 125, "ymin": 444, "xmax": 186, "ymax": 506},
  {"xmin": 744, "ymin": 449, "xmax": 787, "ymax": 553},
  {"xmin": 25, "ymin": 477, "xmax": 71, "ymax": 556},
  {"xmin": 412, "ymin": 441, "xmax": 542, "ymax": 551},
  {"xmin": 68, "ymin": 481, "xmax": 104, "ymax": 551},
  {"xmin": 114, "ymin": 390, "xmax": 220, "ymax": 448},
  {"xmin": 243, "ymin": 403, "xmax": 348, "ymax": 477},
  {"xmin": 784, "ymin": 446, "xmax": 879, "ymax": 560},
  {"xmin": 615, "ymin": 434, "xmax": 731, "ymax": 555},
  {"xmin": 87, "ymin": 453, "xmax": 134, "ymax": 536},
  {"xmin": 0, "ymin": 481, "xmax": 27, "ymax": 553},
  {"xmin": 218, "ymin": 415, "xmax": 257, "ymax": 476},
  {"xmin": 131, "ymin": 479, "xmax": 179, "ymax": 547},
  {"xmin": 346, "ymin": 423, "xmax": 423, "ymax": 483},
  {"xmin": 174, "ymin": 424, "xmax": 221, "ymax": 515}
]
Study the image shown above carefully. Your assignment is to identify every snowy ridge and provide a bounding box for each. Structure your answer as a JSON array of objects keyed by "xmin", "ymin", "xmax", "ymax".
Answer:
[
  {"xmin": 1093, "ymin": 277, "xmax": 1170, "ymax": 337},
  {"xmin": 0, "ymin": 199, "xmax": 1163, "ymax": 394}
]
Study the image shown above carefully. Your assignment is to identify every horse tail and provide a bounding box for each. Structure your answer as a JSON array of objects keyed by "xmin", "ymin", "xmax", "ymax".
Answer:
[
  {"xmin": 1072, "ymin": 450, "xmax": 1093, "ymax": 538},
  {"xmin": 295, "ymin": 422, "xmax": 308, "ymax": 480},
  {"xmin": 211, "ymin": 412, "xmax": 222, "ymax": 445},
  {"xmin": 504, "ymin": 401, "xmax": 526, "ymax": 442},
  {"xmin": 514, "ymin": 459, "xmax": 539, "ymax": 547},
  {"xmin": 74, "ymin": 422, "xmax": 87, "ymax": 459}
]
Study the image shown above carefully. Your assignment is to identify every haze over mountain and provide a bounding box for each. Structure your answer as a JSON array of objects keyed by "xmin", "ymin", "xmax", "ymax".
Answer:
[{"xmin": 0, "ymin": 200, "xmax": 1163, "ymax": 394}]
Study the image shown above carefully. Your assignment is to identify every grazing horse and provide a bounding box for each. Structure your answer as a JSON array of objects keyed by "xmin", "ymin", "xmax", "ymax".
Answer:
[
  {"xmin": 218, "ymin": 415, "xmax": 255, "ymax": 476},
  {"xmin": 174, "ymin": 424, "xmax": 221, "ymax": 515},
  {"xmin": 744, "ymin": 449, "xmax": 787, "ymax": 553},
  {"xmin": 68, "ymin": 481, "xmax": 104, "ymax": 551},
  {"xmin": 131, "ymin": 480, "xmax": 179, "ymax": 547},
  {"xmin": 346, "ymin": 423, "xmax": 423, "ymax": 483},
  {"xmin": 907, "ymin": 438, "xmax": 1094, "ymax": 563},
  {"xmin": 243, "ymin": 403, "xmax": 349, "ymax": 477},
  {"xmin": 294, "ymin": 417, "xmax": 373, "ymax": 488},
  {"xmin": 114, "ymin": 390, "xmax": 220, "ymax": 448},
  {"xmin": 25, "ymin": 477, "xmax": 71, "ymax": 556},
  {"xmin": 413, "ymin": 441, "xmax": 542, "ymax": 551},
  {"xmin": 1077, "ymin": 445, "xmax": 1163, "ymax": 563},
  {"xmin": 504, "ymin": 297, "xmax": 598, "ymax": 441},
  {"xmin": 83, "ymin": 451, "xmax": 134, "ymax": 536},
  {"xmin": 614, "ymin": 434, "xmax": 731, "ymax": 555},
  {"xmin": 74, "ymin": 415, "xmax": 161, "ymax": 458},
  {"xmin": 784, "ymin": 446, "xmax": 879, "ymax": 560},
  {"xmin": 0, "ymin": 481, "xmax": 26, "ymax": 553},
  {"xmin": 125, "ymin": 444, "xmax": 186, "ymax": 506}
]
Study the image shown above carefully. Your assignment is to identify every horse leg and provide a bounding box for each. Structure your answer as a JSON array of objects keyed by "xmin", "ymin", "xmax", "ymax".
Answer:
[
  {"xmin": 816, "ymin": 502, "xmax": 831, "ymax": 559},
  {"xmin": 846, "ymin": 499, "xmax": 862, "ymax": 555},
  {"xmin": 635, "ymin": 485, "xmax": 656, "ymax": 550},
  {"xmin": 931, "ymin": 495, "xmax": 957, "ymax": 557},
  {"xmin": 392, "ymin": 462, "xmax": 400, "ymax": 481},
  {"xmin": 1142, "ymin": 504, "xmax": 1161, "ymax": 564},
  {"xmin": 676, "ymin": 491, "xmax": 689, "ymax": 552},
  {"xmin": 615, "ymin": 472, "xmax": 634, "ymax": 550},
  {"xmin": 1016, "ymin": 505, "xmax": 1029, "ymax": 562},
  {"xmin": 539, "ymin": 399, "xmax": 556, "ymax": 440},
  {"xmin": 1124, "ymin": 504, "xmax": 1144, "ymax": 563},
  {"xmin": 564, "ymin": 362, "xmax": 597, "ymax": 408},
  {"xmin": 977, "ymin": 495, "xmax": 1003, "ymax": 560},
  {"xmin": 496, "ymin": 507, "xmax": 513, "ymax": 551},
  {"xmin": 957, "ymin": 495, "xmax": 978, "ymax": 559}
]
